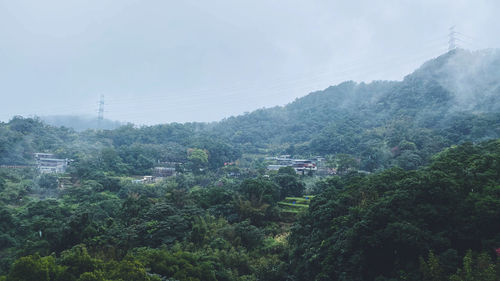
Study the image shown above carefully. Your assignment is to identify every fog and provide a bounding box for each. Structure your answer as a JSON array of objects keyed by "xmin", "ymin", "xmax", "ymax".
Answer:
[{"xmin": 1, "ymin": 0, "xmax": 499, "ymax": 125}]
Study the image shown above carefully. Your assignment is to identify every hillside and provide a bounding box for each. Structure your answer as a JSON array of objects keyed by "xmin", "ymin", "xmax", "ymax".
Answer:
[
  {"xmin": 212, "ymin": 49, "xmax": 500, "ymax": 170},
  {"xmin": 2, "ymin": 49, "xmax": 500, "ymax": 173},
  {"xmin": 1, "ymin": 49, "xmax": 500, "ymax": 281},
  {"xmin": 289, "ymin": 139, "xmax": 500, "ymax": 280}
]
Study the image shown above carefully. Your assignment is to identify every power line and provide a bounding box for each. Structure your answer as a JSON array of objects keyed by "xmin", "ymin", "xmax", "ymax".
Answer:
[
  {"xmin": 1, "ymin": 34, "xmax": 453, "ymax": 123},
  {"xmin": 106, "ymin": 40, "xmax": 447, "ymax": 108},
  {"xmin": 4, "ymin": 40, "xmax": 446, "ymax": 124}
]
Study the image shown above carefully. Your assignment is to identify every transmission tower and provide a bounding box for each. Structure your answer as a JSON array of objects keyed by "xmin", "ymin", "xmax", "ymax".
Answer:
[
  {"xmin": 448, "ymin": 26, "xmax": 457, "ymax": 51},
  {"xmin": 97, "ymin": 95, "xmax": 104, "ymax": 128}
]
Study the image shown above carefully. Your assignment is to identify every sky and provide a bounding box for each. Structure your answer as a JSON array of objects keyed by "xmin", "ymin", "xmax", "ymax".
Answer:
[{"xmin": 1, "ymin": 0, "xmax": 499, "ymax": 125}]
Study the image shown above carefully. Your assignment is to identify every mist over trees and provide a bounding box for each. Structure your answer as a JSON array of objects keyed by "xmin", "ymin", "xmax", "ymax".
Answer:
[
  {"xmin": 0, "ymin": 49, "xmax": 499, "ymax": 280},
  {"xmin": 40, "ymin": 115, "xmax": 124, "ymax": 132},
  {"xmin": 211, "ymin": 49, "xmax": 500, "ymax": 170}
]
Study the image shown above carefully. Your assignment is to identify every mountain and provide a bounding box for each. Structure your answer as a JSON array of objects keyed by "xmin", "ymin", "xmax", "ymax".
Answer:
[
  {"xmin": 411, "ymin": 48, "xmax": 500, "ymax": 112},
  {"xmin": 211, "ymin": 49, "xmax": 500, "ymax": 170},
  {"xmin": 2, "ymin": 49, "xmax": 499, "ymax": 172},
  {"xmin": 1, "ymin": 49, "xmax": 500, "ymax": 281}
]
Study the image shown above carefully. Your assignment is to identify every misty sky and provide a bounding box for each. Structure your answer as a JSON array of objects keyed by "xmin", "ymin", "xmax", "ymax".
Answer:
[{"xmin": 1, "ymin": 0, "xmax": 499, "ymax": 125}]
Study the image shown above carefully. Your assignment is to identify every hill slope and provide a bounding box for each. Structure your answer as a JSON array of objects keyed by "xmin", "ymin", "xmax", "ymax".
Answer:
[
  {"xmin": 1, "ymin": 49, "xmax": 499, "ymax": 173},
  {"xmin": 212, "ymin": 49, "xmax": 500, "ymax": 170}
]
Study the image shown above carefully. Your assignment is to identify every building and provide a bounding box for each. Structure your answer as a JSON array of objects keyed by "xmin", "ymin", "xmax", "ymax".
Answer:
[
  {"xmin": 266, "ymin": 157, "xmax": 317, "ymax": 174},
  {"xmin": 153, "ymin": 167, "xmax": 176, "ymax": 177},
  {"xmin": 291, "ymin": 160, "xmax": 317, "ymax": 173},
  {"xmin": 142, "ymin": 176, "xmax": 155, "ymax": 184},
  {"xmin": 132, "ymin": 175, "xmax": 160, "ymax": 184},
  {"xmin": 34, "ymin": 153, "xmax": 70, "ymax": 174},
  {"xmin": 267, "ymin": 164, "xmax": 288, "ymax": 171}
]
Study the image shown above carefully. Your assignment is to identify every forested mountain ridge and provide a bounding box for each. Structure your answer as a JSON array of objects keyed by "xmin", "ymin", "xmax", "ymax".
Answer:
[
  {"xmin": 411, "ymin": 48, "xmax": 500, "ymax": 112},
  {"xmin": 2, "ymin": 49, "xmax": 499, "ymax": 173},
  {"xmin": 212, "ymin": 49, "xmax": 500, "ymax": 170}
]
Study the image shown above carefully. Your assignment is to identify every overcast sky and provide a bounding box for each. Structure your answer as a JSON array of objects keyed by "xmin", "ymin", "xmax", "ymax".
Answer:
[{"xmin": 1, "ymin": 0, "xmax": 499, "ymax": 125}]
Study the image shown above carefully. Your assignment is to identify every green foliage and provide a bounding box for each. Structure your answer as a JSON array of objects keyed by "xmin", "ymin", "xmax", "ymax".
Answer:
[
  {"xmin": 449, "ymin": 250, "xmax": 499, "ymax": 281},
  {"xmin": 7, "ymin": 254, "xmax": 66, "ymax": 281},
  {"xmin": 289, "ymin": 140, "xmax": 500, "ymax": 281},
  {"xmin": 2, "ymin": 50, "xmax": 500, "ymax": 280},
  {"xmin": 187, "ymin": 148, "xmax": 209, "ymax": 174},
  {"xmin": 38, "ymin": 174, "xmax": 58, "ymax": 189},
  {"xmin": 420, "ymin": 251, "xmax": 444, "ymax": 281},
  {"xmin": 273, "ymin": 167, "xmax": 305, "ymax": 199},
  {"xmin": 235, "ymin": 178, "xmax": 281, "ymax": 225},
  {"xmin": 132, "ymin": 248, "xmax": 217, "ymax": 281},
  {"xmin": 238, "ymin": 178, "xmax": 280, "ymax": 206},
  {"xmin": 2, "ymin": 246, "xmax": 162, "ymax": 281},
  {"xmin": 327, "ymin": 153, "xmax": 360, "ymax": 174}
]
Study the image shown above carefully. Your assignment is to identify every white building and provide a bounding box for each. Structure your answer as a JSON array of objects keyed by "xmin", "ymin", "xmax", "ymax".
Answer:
[{"xmin": 34, "ymin": 153, "xmax": 70, "ymax": 173}]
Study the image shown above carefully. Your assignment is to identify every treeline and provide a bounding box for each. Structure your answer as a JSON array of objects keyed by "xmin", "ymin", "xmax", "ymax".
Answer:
[
  {"xmin": 212, "ymin": 51, "xmax": 500, "ymax": 172},
  {"xmin": 4, "ymin": 50, "xmax": 500, "ymax": 173},
  {"xmin": 0, "ymin": 117, "xmax": 241, "ymax": 175},
  {"xmin": 3, "ymin": 51, "xmax": 500, "ymax": 174}
]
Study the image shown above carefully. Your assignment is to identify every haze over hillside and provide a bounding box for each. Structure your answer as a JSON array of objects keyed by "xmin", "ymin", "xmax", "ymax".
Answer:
[
  {"xmin": 211, "ymin": 49, "xmax": 500, "ymax": 155},
  {"xmin": 1, "ymin": 48, "xmax": 500, "ymax": 281},
  {"xmin": 40, "ymin": 115, "xmax": 124, "ymax": 131},
  {"xmin": 3, "ymin": 48, "xmax": 500, "ymax": 173},
  {"xmin": 2, "ymin": 1, "xmax": 500, "ymax": 280},
  {"xmin": 32, "ymin": 48, "xmax": 500, "ymax": 132},
  {"xmin": 2, "ymin": 0, "xmax": 500, "ymax": 124}
]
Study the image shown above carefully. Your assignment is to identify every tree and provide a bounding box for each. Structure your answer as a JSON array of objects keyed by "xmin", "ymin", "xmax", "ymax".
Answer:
[
  {"xmin": 236, "ymin": 179, "xmax": 280, "ymax": 224},
  {"xmin": 187, "ymin": 148, "xmax": 209, "ymax": 174},
  {"xmin": 132, "ymin": 248, "xmax": 216, "ymax": 281},
  {"xmin": 100, "ymin": 147, "xmax": 128, "ymax": 175},
  {"xmin": 327, "ymin": 154, "xmax": 359, "ymax": 175},
  {"xmin": 59, "ymin": 245, "xmax": 101, "ymax": 280},
  {"xmin": 38, "ymin": 174, "xmax": 58, "ymax": 189},
  {"xmin": 289, "ymin": 141, "xmax": 500, "ymax": 280},
  {"xmin": 274, "ymin": 167, "xmax": 305, "ymax": 199},
  {"xmin": 449, "ymin": 251, "xmax": 498, "ymax": 281},
  {"xmin": 7, "ymin": 254, "xmax": 66, "ymax": 281},
  {"xmin": 420, "ymin": 251, "xmax": 444, "ymax": 281}
]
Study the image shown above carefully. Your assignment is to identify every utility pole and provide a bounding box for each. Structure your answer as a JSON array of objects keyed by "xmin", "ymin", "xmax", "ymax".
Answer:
[
  {"xmin": 448, "ymin": 26, "xmax": 457, "ymax": 51},
  {"xmin": 98, "ymin": 94, "xmax": 104, "ymax": 129}
]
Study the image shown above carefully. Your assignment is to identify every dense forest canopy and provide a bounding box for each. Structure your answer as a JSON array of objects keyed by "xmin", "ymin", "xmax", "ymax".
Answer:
[
  {"xmin": 0, "ymin": 49, "xmax": 499, "ymax": 280},
  {"xmin": 289, "ymin": 140, "xmax": 500, "ymax": 280}
]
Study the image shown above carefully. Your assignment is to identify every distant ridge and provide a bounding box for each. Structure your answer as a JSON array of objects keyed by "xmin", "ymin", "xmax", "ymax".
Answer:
[
  {"xmin": 40, "ymin": 115, "xmax": 124, "ymax": 131},
  {"xmin": 207, "ymin": 49, "xmax": 500, "ymax": 170},
  {"xmin": 5, "ymin": 49, "xmax": 500, "ymax": 172}
]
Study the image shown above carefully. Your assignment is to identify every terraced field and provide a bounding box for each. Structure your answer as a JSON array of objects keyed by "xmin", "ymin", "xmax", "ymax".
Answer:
[{"xmin": 278, "ymin": 195, "xmax": 315, "ymax": 216}]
